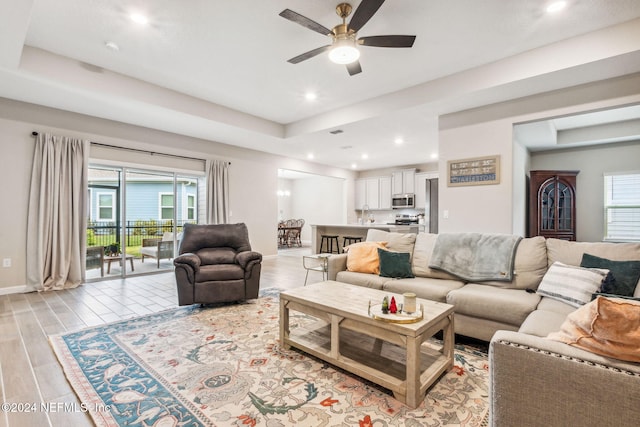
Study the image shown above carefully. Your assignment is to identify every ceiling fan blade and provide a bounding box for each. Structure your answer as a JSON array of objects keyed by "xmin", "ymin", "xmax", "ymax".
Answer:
[
  {"xmin": 358, "ymin": 35, "xmax": 416, "ymax": 48},
  {"xmin": 287, "ymin": 45, "xmax": 332, "ymax": 64},
  {"xmin": 346, "ymin": 61, "xmax": 362, "ymax": 76},
  {"xmin": 279, "ymin": 9, "xmax": 332, "ymax": 36},
  {"xmin": 348, "ymin": 0, "xmax": 385, "ymax": 32}
]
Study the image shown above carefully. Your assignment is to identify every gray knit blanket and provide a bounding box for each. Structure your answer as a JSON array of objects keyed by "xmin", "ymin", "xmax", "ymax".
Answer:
[{"xmin": 428, "ymin": 233, "xmax": 522, "ymax": 282}]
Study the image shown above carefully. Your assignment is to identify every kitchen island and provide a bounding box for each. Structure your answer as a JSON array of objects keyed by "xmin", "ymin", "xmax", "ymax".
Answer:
[{"xmin": 310, "ymin": 223, "xmax": 419, "ymax": 254}]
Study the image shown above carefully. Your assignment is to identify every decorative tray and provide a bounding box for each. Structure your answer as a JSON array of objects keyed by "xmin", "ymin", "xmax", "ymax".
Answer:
[{"xmin": 368, "ymin": 302, "xmax": 424, "ymax": 323}]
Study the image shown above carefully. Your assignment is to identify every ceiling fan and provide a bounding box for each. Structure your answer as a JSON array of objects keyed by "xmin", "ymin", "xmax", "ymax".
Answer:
[{"xmin": 279, "ymin": 0, "xmax": 416, "ymax": 76}]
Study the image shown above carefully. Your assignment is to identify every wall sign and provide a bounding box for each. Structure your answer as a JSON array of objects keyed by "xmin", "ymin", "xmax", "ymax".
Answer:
[{"xmin": 447, "ymin": 155, "xmax": 500, "ymax": 187}]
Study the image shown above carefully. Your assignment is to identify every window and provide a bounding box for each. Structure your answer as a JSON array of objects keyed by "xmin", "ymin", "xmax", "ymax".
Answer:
[
  {"xmin": 187, "ymin": 194, "xmax": 196, "ymax": 220},
  {"xmin": 604, "ymin": 172, "xmax": 640, "ymax": 241},
  {"xmin": 97, "ymin": 192, "xmax": 114, "ymax": 221},
  {"xmin": 160, "ymin": 193, "xmax": 174, "ymax": 220}
]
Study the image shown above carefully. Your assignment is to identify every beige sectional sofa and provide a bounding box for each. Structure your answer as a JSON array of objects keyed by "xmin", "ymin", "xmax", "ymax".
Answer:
[
  {"xmin": 327, "ymin": 229, "xmax": 640, "ymax": 427},
  {"xmin": 327, "ymin": 230, "xmax": 553, "ymax": 341}
]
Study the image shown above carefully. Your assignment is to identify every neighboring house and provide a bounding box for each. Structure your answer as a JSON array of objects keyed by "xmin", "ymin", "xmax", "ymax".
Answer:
[{"xmin": 88, "ymin": 171, "xmax": 199, "ymax": 226}]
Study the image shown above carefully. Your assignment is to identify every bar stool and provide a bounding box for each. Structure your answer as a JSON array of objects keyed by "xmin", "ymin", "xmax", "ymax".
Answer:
[
  {"xmin": 342, "ymin": 236, "xmax": 362, "ymax": 252},
  {"xmin": 320, "ymin": 235, "xmax": 340, "ymax": 254}
]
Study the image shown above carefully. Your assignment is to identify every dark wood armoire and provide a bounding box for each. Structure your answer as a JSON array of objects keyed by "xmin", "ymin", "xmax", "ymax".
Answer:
[{"xmin": 528, "ymin": 170, "xmax": 579, "ymax": 241}]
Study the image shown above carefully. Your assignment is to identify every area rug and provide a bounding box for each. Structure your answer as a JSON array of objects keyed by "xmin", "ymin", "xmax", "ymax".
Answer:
[{"xmin": 50, "ymin": 289, "xmax": 489, "ymax": 426}]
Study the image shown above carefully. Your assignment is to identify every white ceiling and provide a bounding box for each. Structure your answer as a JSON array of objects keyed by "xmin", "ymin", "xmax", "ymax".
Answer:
[{"xmin": 2, "ymin": 0, "xmax": 640, "ymax": 170}]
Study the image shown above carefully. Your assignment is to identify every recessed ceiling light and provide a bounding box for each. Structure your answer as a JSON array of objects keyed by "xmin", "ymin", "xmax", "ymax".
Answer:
[
  {"xmin": 304, "ymin": 92, "xmax": 317, "ymax": 101},
  {"xmin": 105, "ymin": 41, "xmax": 120, "ymax": 51},
  {"xmin": 130, "ymin": 12, "xmax": 149, "ymax": 25},
  {"xmin": 307, "ymin": 153, "xmax": 314, "ymax": 159},
  {"xmin": 394, "ymin": 137, "xmax": 404, "ymax": 145},
  {"xmin": 351, "ymin": 163, "xmax": 358, "ymax": 169},
  {"xmin": 546, "ymin": 1, "xmax": 567, "ymax": 13},
  {"xmin": 361, "ymin": 153, "xmax": 368, "ymax": 160},
  {"xmin": 430, "ymin": 153, "xmax": 438, "ymax": 159}
]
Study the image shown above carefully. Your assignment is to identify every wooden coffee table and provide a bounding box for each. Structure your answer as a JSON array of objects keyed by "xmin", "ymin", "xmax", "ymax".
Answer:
[{"xmin": 279, "ymin": 281, "xmax": 454, "ymax": 408}]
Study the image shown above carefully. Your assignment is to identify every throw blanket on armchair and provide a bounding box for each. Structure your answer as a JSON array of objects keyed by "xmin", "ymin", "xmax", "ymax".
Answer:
[{"xmin": 429, "ymin": 233, "xmax": 522, "ymax": 282}]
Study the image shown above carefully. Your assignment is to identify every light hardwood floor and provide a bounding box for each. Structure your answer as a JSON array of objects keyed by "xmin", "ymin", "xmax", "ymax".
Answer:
[{"xmin": 0, "ymin": 247, "xmax": 316, "ymax": 427}]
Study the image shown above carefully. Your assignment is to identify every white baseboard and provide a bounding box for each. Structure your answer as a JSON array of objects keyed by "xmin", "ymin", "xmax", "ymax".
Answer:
[{"xmin": 0, "ymin": 284, "xmax": 29, "ymax": 295}]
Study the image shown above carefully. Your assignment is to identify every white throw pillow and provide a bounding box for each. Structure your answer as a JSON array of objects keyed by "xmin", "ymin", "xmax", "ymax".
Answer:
[{"xmin": 537, "ymin": 261, "xmax": 610, "ymax": 308}]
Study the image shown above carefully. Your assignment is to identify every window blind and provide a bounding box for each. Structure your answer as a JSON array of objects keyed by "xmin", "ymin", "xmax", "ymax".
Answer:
[{"xmin": 604, "ymin": 172, "xmax": 640, "ymax": 241}]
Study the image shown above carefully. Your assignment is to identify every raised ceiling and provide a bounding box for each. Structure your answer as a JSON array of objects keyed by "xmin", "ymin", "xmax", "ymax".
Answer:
[{"xmin": 1, "ymin": 0, "xmax": 640, "ymax": 170}]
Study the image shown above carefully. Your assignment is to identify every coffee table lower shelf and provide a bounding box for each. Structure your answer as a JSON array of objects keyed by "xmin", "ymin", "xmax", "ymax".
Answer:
[{"xmin": 280, "ymin": 299, "xmax": 454, "ymax": 408}]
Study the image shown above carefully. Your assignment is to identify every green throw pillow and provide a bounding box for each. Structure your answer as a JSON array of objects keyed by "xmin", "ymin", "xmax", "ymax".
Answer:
[
  {"xmin": 378, "ymin": 248, "xmax": 414, "ymax": 279},
  {"xmin": 581, "ymin": 253, "xmax": 640, "ymax": 297}
]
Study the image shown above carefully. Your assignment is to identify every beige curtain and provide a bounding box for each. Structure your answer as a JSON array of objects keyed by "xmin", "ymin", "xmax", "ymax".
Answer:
[
  {"xmin": 206, "ymin": 159, "xmax": 229, "ymax": 224},
  {"xmin": 26, "ymin": 133, "xmax": 89, "ymax": 291}
]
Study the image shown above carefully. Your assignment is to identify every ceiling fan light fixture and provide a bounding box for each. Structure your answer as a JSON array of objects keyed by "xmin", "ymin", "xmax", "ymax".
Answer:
[{"xmin": 329, "ymin": 39, "xmax": 360, "ymax": 64}]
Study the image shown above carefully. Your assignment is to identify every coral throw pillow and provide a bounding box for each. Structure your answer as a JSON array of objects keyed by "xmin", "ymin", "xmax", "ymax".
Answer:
[
  {"xmin": 547, "ymin": 296, "xmax": 640, "ymax": 363},
  {"xmin": 345, "ymin": 242, "xmax": 387, "ymax": 274}
]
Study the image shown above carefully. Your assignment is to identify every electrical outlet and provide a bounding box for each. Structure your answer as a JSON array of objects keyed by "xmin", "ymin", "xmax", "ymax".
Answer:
[
  {"xmin": 2, "ymin": 258, "xmax": 11, "ymax": 268},
  {"xmin": 443, "ymin": 210, "xmax": 449, "ymax": 219}
]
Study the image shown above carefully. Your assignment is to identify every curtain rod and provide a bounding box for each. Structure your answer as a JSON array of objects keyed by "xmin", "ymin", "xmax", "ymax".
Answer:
[{"xmin": 31, "ymin": 131, "xmax": 229, "ymax": 165}]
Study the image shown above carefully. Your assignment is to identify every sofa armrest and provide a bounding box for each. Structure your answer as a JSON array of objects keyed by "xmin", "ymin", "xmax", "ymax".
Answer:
[
  {"xmin": 327, "ymin": 253, "xmax": 348, "ymax": 281},
  {"xmin": 236, "ymin": 251, "xmax": 262, "ymax": 269},
  {"xmin": 174, "ymin": 253, "xmax": 201, "ymax": 272},
  {"xmin": 489, "ymin": 330, "xmax": 640, "ymax": 427}
]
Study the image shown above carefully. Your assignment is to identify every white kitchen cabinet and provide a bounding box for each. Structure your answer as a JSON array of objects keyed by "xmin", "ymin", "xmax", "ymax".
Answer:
[
  {"xmin": 365, "ymin": 178, "xmax": 380, "ymax": 209},
  {"xmin": 355, "ymin": 177, "xmax": 390, "ymax": 210},
  {"xmin": 355, "ymin": 179, "xmax": 366, "ymax": 209},
  {"xmin": 379, "ymin": 176, "xmax": 392, "ymax": 209},
  {"xmin": 392, "ymin": 168, "xmax": 416, "ymax": 195}
]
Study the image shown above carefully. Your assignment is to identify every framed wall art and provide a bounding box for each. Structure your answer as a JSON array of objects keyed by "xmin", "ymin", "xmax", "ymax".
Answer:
[{"xmin": 447, "ymin": 155, "xmax": 500, "ymax": 187}]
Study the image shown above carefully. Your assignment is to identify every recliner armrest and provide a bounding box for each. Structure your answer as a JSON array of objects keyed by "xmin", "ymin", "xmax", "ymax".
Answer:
[
  {"xmin": 174, "ymin": 253, "xmax": 201, "ymax": 272},
  {"xmin": 236, "ymin": 251, "xmax": 262, "ymax": 269}
]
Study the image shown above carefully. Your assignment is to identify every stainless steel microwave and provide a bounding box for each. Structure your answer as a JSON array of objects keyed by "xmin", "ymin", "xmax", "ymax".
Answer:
[{"xmin": 392, "ymin": 194, "xmax": 415, "ymax": 209}]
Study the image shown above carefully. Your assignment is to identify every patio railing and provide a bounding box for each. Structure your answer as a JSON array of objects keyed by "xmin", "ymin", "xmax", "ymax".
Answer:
[{"xmin": 87, "ymin": 220, "xmax": 194, "ymax": 249}]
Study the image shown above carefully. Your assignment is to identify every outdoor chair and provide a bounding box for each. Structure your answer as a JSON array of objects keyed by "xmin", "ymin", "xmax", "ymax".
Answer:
[
  {"xmin": 141, "ymin": 232, "xmax": 180, "ymax": 268},
  {"xmin": 173, "ymin": 223, "xmax": 262, "ymax": 306},
  {"xmin": 86, "ymin": 245, "xmax": 105, "ymax": 277}
]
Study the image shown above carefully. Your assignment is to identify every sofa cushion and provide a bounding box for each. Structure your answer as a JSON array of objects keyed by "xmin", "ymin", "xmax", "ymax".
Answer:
[
  {"xmin": 382, "ymin": 277, "xmax": 464, "ymax": 303},
  {"xmin": 335, "ymin": 270, "xmax": 388, "ymax": 290},
  {"xmin": 366, "ymin": 229, "xmax": 417, "ymax": 257},
  {"xmin": 196, "ymin": 264, "xmax": 244, "ymax": 282},
  {"xmin": 518, "ymin": 309, "xmax": 569, "ymax": 337},
  {"xmin": 447, "ymin": 284, "xmax": 541, "ymax": 326},
  {"xmin": 197, "ymin": 247, "xmax": 236, "ymax": 265},
  {"xmin": 345, "ymin": 241, "xmax": 387, "ymax": 274},
  {"xmin": 483, "ymin": 236, "xmax": 548, "ymax": 290},
  {"xmin": 536, "ymin": 262, "xmax": 610, "ymax": 308},
  {"xmin": 536, "ymin": 296, "xmax": 577, "ymax": 316},
  {"xmin": 410, "ymin": 233, "xmax": 460, "ymax": 280},
  {"xmin": 580, "ymin": 253, "xmax": 640, "ymax": 297},
  {"xmin": 546, "ymin": 238, "xmax": 640, "ymax": 267},
  {"xmin": 378, "ymin": 248, "xmax": 414, "ymax": 279},
  {"xmin": 547, "ymin": 296, "xmax": 640, "ymax": 363}
]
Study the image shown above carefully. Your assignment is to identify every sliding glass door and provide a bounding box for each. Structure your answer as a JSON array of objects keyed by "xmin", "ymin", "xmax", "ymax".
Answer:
[{"xmin": 87, "ymin": 166, "xmax": 202, "ymax": 280}]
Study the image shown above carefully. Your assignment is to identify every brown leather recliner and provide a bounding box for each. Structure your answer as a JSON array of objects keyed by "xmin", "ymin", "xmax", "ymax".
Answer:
[{"xmin": 173, "ymin": 223, "xmax": 262, "ymax": 306}]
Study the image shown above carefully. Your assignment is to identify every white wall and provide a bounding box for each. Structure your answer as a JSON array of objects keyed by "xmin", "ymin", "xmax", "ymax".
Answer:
[
  {"xmin": 277, "ymin": 178, "xmax": 293, "ymax": 221},
  {"xmin": 291, "ymin": 176, "xmax": 345, "ymax": 243},
  {"xmin": 438, "ymin": 120, "xmax": 515, "ymax": 233},
  {"xmin": 0, "ymin": 98, "xmax": 356, "ymax": 290},
  {"xmin": 530, "ymin": 141, "xmax": 640, "ymax": 242}
]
